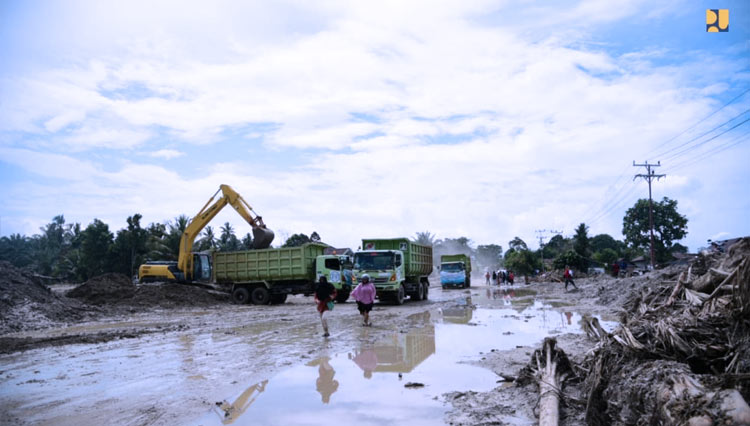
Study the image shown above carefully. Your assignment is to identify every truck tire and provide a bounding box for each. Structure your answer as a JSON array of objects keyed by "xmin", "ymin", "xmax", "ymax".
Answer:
[
  {"xmin": 250, "ymin": 286, "xmax": 271, "ymax": 305},
  {"xmin": 335, "ymin": 291, "xmax": 350, "ymax": 303},
  {"xmin": 423, "ymin": 280, "xmax": 430, "ymax": 300},
  {"xmin": 232, "ymin": 287, "xmax": 250, "ymax": 304},
  {"xmin": 270, "ymin": 294, "xmax": 287, "ymax": 304},
  {"xmin": 467, "ymin": 277, "xmax": 471, "ymax": 288},
  {"xmin": 412, "ymin": 283, "xmax": 423, "ymax": 301},
  {"xmin": 394, "ymin": 285, "xmax": 405, "ymax": 305}
]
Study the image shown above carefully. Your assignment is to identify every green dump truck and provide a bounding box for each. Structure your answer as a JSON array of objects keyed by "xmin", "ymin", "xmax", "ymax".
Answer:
[
  {"xmin": 440, "ymin": 254, "xmax": 472, "ymax": 289},
  {"xmin": 353, "ymin": 238, "xmax": 433, "ymax": 305},
  {"xmin": 194, "ymin": 243, "xmax": 353, "ymax": 305}
]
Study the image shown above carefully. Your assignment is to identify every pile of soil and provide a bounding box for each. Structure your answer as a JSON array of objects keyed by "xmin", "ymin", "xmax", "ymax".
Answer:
[
  {"xmin": 0, "ymin": 261, "xmax": 89, "ymax": 334},
  {"xmin": 66, "ymin": 274, "xmax": 229, "ymax": 309}
]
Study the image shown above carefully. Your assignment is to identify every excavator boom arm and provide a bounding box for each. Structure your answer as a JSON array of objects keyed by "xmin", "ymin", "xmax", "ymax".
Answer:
[{"xmin": 177, "ymin": 184, "xmax": 274, "ymax": 278}]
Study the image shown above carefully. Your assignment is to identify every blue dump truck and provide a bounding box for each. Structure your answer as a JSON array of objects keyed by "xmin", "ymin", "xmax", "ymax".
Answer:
[{"xmin": 440, "ymin": 254, "xmax": 472, "ymax": 288}]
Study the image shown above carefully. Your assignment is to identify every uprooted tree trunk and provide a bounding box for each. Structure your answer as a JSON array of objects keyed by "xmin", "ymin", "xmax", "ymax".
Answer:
[{"xmin": 525, "ymin": 337, "xmax": 573, "ymax": 426}]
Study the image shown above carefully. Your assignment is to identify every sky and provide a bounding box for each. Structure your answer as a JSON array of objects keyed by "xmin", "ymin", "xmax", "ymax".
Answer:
[{"xmin": 1, "ymin": 0, "xmax": 749, "ymax": 252}]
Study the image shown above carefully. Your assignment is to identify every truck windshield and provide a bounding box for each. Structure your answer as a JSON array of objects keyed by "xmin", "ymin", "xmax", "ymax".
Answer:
[
  {"xmin": 354, "ymin": 252, "xmax": 394, "ymax": 270},
  {"xmin": 442, "ymin": 263, "xmax": 463, "ymax": 272}
]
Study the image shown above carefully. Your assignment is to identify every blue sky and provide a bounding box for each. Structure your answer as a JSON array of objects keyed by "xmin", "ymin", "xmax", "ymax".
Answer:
[{"xmin": 1, "ymin": 0, "xmax": 748, "ymax": 252}]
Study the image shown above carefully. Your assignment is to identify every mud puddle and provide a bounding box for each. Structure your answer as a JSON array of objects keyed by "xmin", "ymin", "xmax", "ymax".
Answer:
[{"xmin": 196, "ymin": 297, "xmax": 614, "ymax": 426}]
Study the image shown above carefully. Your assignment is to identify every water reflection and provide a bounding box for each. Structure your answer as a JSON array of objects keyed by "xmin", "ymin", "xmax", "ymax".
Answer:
[
  {"xmin": 306, "ymin": 357, "xmax": 339, "ymax": 403},
  {"xmin": 351, "ymin": 325, "xmax": 436, "ymax": 375},
  {"xmin": 214, "ymin": 379, "xmax": 268, "ymax": 424},
  {"xmin": 443, "ymin": 296, "xmax": 474, "ymax": 324}
]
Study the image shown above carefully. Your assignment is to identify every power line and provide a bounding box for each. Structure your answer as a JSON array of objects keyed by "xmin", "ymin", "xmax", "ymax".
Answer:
[
  {"xmin": 643, "ymin": 87, "xmax": 750, "ymax": 158},
  {"xmin": 657, "ymin": 112, "xmax": 750, "ymax": 163}
]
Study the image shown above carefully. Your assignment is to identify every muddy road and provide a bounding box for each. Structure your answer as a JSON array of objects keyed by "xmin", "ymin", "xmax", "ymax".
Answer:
[{"xmin": 0, "ymin": 278, "xmax": 615, "ymax": 426}]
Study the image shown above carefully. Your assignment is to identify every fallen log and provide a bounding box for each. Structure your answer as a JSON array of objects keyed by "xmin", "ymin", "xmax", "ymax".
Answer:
[{"xmin": 520, "ymin": 338, "xmax": 574, "ymax": 426}]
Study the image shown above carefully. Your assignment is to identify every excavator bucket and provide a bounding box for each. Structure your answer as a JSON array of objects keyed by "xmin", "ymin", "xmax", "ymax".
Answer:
[{"xmin": 252, "ymin": 227, "xmax": 275, "ymax": 249}]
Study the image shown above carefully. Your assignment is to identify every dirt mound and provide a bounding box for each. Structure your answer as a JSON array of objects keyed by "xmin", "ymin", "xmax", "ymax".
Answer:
[
  {"xmin": 0, "ymin": 261, "xmax": 89, "ymax": 334},
  {"xmin": 67, "ymin": 273, "xmax": 136, "ymax": 305},
  {"xmin": 66, "ymin": 275, "xmax": 229, "ymax": 309}
]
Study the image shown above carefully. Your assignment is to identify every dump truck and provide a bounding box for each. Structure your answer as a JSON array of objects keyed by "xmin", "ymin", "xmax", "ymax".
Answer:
[
  {"xmin": 353, "ymin": 238, "xmax": 433, "ymax": 305},
  {"xmin": 140, "ymin": 243, "xmax": 354, "ymax": 304},
  {"xmin": 440, "ymin": 254, "xmax": 472, "ymax": 288},
  {"xmin": 214, "ymin": 243, "xmax": 354, "ymax": 304}
]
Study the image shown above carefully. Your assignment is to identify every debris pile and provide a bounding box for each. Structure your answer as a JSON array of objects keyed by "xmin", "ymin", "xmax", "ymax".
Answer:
[
  {"xmin": 67, "ymin": 274, "xmax": 229, "ymax": 309},
  {"xmin": 0, "ymin": 261, "xmax": 88, "ymax": 334},
  {"xmin": 581, "ymin": 237, "xmax": 750, "ymax": 425}
]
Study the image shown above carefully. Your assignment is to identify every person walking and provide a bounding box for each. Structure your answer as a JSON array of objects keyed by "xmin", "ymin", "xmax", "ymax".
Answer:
[
  {"xmin": 314, "ymin": 276, "xmax": 337, "ymax": 337},
  {"xmin": 491, "ymin": 270, "xmax": 497, "ymax": 286},
  {"xmin": 508, "ymin": 271, "xmax": 514, "ymax": 285},
  {"xmin": 351, "ymin": 274, "xmax": 376, "ymax": 326},
  {"xmin": 563, "ymin": 266, "xmax": 578, "ymax": 291},
  {"xmin": 485, "ymin": 271, "xmax": 490, "ymax": 285}
]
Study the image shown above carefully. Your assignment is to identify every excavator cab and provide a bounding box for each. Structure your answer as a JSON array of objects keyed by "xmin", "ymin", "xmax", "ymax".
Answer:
[{"xmin": 193, "ymin": 253, "xmax": 213, "ymax": 283}]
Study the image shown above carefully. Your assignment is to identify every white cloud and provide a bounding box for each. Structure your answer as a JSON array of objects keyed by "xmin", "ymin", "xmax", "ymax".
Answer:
[
  {"xmin": 146, "ymin": 149, "xmax": 185, "ymax": 160},
  {"xmin": 1, "ymin": 0, "xmax": 747, "ymax": 253}
]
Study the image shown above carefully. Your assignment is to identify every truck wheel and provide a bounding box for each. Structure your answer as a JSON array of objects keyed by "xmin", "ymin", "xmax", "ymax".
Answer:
[
  {"xmin": 270, "ymin": 294, "xmax": 287, "ymax": 304},
  {"xmin": 232, "ymin": 287, "xmax": 250, "ymax": 304},
  {"xmin": 467, "ymin": 277, "xmax": 471, "ymax": 288},
  {"xmin": 423, "ymin": 281, "xmax": 429, "ymax": 300},
  {"xmin": 412, "ymin": 283, "xmax": 423, "ymax": 301},
  {"xmin": 251, "ymin": 286, "xmax": 271, "ymax": 305},
  {"xmin": 394, "ymin": 285, "xmax": 405, "ymax": 305},
  {"xmin": 335, "ymin": 291, "xmax": 350, "ymax": 303}
]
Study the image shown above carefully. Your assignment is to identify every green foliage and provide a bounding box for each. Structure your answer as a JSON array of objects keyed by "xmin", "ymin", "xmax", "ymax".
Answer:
[
  {"xmin": 623, "ymin": 197, "xmax": 688, "ymax": 263},
  {"xmin": 283, "ymin": 233, "xmax": 312, "ymax": 247},
  {"xmin": 196, "ymin": 226, "xmax": 217, "ymax": 251},
  {"xmin": 241, "ymin": 233, "xmax": 254, "ymax": 250},
  {"xmin": 592, "ymin": 248, "xmax": 618, "ymax": 269},
  {"xmin": 553, "ymin": 250, "xmax": 585, "ymax": 271},
  {"xmin": 573, "ymin": 223, "xmax": 590, "ymax": 270},
  {"xmin": 541, "ymin": 234, "xmax": 569, "ymax": 259},
  {"xmin": 79, "ymin": 219, "xmax": 114, "ymax": 280},
  {"xmin": 0, "ymin": 234, "xmax": 35, "ymax": 268},
  {"xmin": 218, "ymin": 222, "xmax": 240, "ymax": 251},
  {"xmin": 505, "ymin": 249, "xmax": 540, "ymax": 280},
  {"xmin": 590, "ymin": 234, "xmax": 621, "ymax": 254},
  {"xmin": 110, "ymin": 214, "xmax": 149, "ymax": 278}
]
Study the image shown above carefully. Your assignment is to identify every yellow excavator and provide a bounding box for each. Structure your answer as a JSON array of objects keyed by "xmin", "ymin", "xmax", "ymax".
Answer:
[{"xmin": 138, "ymin": 184, "xmax": 274, "ymax": 283}]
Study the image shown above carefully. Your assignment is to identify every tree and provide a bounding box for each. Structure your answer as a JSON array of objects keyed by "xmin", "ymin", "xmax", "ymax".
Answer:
[
  {"xmin": 0, "ymin": 234, "xmax": 34, "ymax": 268},
  {"xmin": 414, "ymin": 231, "xmax": 436, "ymax": 246},
  {"xmin": 241, "ymin": 233, "xmax": 254, "ymax": 250},
  {"xmin": 623, "ymin": 197, "xmax": 688, "ymax": 263},
  {"xmin": 197, "ymin": 226, "xmax": 217, "ymax": 251},
  {"xmin": 553, "ymin": 250, "xmax": 585, "ymax": 271},
  {"xmin": 79, "ymin": 219, "xmax": 114, "ymax": 279},
  {"xmin": 505, "ymin": 249, "xmax": 540, "ymax": 283},
  {"xmin": 573, "ymin": 223, "xmax": 590, "ymax": 270},
  {"xmin": 218, "ymin": 222, "xmax": 240, "ymax": 251},
  {"xmin": 592, "ymin": 248, "xmax": 618, "ymax": 270},
  {"xmin": 111, "ymin": 214, "xmax": 149, "ymax": 278},
  {"xmin": 35, "ymin": 215, "xmax": 79, "ymax": 278},
  {"xmin": 590, "ymin": 234, "xmax": 621, "ymax": 254},
  {"xmin": 283, "ymin": 233, "xmax": 311, "ymax": 247},
  {"xmin": 505, "ymin": 237, "xmax": 528, "ymax": 259},
  {"xmin": 164, "ymin": 215, "xmax": 189, "ymax": 259},
  {"xmin": 541, "ymin": 234, "xmax": 569, "ymax": 260}
]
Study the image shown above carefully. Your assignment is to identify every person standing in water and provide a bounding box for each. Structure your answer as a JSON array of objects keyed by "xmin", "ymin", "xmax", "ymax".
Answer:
[
  {"xmin": 351, "ymin": 274, "xmax": 376, "ymax": 326},
  {"xmin": 314, "ymin": 276, "xmax": 337, "ymax": 337}
]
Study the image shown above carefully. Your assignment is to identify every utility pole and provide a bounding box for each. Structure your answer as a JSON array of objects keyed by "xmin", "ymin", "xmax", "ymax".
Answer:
[
  {"xmin": 535, "ymin": 229, "xmax": 562, "ymax": 272},
  {"xmin": 633, "ymin": 161, "xmax": 666, "ymax": 270}
]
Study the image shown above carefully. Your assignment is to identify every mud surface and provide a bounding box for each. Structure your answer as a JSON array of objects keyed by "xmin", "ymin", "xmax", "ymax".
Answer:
[{"xmin": 0, "ymin": 268, "xmax": 674, "ymax": 425}]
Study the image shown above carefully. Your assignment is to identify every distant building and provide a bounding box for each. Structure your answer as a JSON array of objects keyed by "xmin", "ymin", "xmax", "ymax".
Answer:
[{"xmin": 323, "ymin": 247, "xmax": 354, "ymax": 256}]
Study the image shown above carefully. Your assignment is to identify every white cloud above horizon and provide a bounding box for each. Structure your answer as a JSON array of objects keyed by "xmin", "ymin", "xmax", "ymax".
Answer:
[{"xmin": 1, "ymin": 0, "xmax": 749, "ymax": 253}]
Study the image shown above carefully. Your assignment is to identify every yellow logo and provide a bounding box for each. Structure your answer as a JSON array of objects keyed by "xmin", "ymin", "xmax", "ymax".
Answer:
[{"xmin": 706, "ymin": 9, "xmax": 729, "ymax": 32}]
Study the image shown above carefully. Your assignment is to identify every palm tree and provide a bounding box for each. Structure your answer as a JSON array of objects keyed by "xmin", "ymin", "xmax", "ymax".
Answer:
[{"xmin": 198, "ymin": 226, "xmax": 217, "ymax": 251}]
